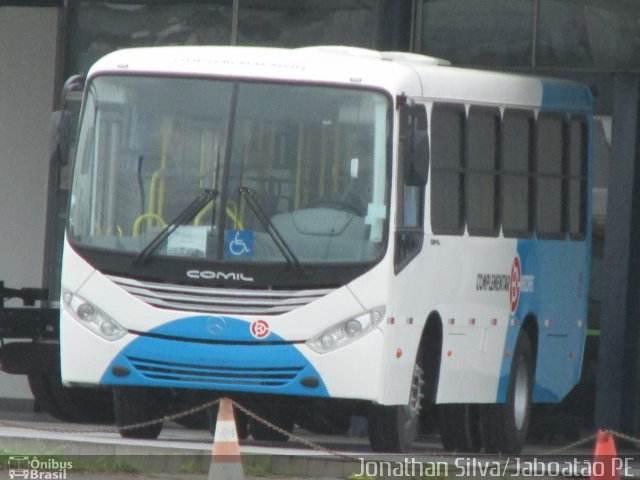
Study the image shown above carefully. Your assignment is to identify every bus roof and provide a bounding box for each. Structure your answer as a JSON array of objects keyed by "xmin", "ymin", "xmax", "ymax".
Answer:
[{"xmin": 88, "ymin": 46, "xmax": 592, "ymax": 113}]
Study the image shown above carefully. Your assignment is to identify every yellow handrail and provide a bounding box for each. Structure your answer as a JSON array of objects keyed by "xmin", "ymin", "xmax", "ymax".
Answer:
[
  {"xmin": 133, "ymin": 213, "xmax": 167, "ymax": 237},
  {"xmin": 157, "ymin": 116, "xmax": 171, "ymax": 220},
  {"xmin": 295, "ymin": 122, "xmax": 304, "ymax": 209},
  {"xmin": 148, "ymin": 170, "xmax": 164, "ymax": 229},
  {"xmin": 193, "ymin": 200, "xmax": 244, "ymax": 230}
]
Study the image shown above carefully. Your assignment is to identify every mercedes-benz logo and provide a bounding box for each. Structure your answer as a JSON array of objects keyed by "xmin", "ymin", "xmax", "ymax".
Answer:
[{"xmin": 206, "ymin": 316, "xmax": 226, "ymax": 336}]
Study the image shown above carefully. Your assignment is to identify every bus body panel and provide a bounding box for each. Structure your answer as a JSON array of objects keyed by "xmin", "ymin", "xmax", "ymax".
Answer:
[
  {"xmin": 60, "ymin": 46, "xmax": 592, "ymax": 418},
  {"xmin": 61, "ymin": 242, "xmax": 388, "ymax": 401},
  {"xmin": 70, "ymin": 261, "xmax": 369, "ymax": 341},
  {"xmin": 412, "ymin": 236, "xmax": 518, "ymax": 404}
]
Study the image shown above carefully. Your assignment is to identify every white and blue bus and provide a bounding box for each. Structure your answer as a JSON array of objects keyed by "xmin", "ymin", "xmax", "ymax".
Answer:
[{"xmin": 60, "ymin": 46, "xmax": 591, "ymax": 453}]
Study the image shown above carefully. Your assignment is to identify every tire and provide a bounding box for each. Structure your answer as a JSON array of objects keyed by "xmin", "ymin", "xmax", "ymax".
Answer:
[
  {"xmin": 482, "ymin": 331, "xmax": 534, "ymax": 454},
  {"xmin": 368, "ymin": 354, "xmax": 424, "ymax": 452},
  {"xmin": 28, "ymin": 373, "xmax": 114, "ymax": 424},
  {"xmin": 438, "ymin": 404, "xmax": 482, "ymax": 452},
  {"xmin": 248, "ymin": 406, "xmax": 294, "ymax": 442},
  {"xmin": 28, "ymin": 374, "xmax": 75, "ymax": 422},
  {"xmin": 114, "ymin": 387, "xmax": 166, "ymax": 439}
]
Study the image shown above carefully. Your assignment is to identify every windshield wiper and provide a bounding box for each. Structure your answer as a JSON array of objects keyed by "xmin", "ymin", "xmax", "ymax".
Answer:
[
  {"xmin": 133, "ymin": 189, "xmax": 218, "ymax": 266},
  {"xmin": 238, "ymin": 186, "xmax": 305, "ymax": 274}
]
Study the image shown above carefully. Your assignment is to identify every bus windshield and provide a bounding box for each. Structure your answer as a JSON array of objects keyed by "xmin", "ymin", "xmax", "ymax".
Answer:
[{"xmin": 68, "ymin": 75, "xmax": 390, "ymax": 276}]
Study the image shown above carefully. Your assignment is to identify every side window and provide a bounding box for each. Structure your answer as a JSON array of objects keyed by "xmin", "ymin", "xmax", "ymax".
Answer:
[
  {"xmin": 467, "ymin": 106, "xmax": 500, "ymax": 236},
  {"xmin": 430, "ymin": 103, "xmax": 465, "ymax": 235},
  {"xmin": 568, "ymin": 116, "xmax": 588, "ymax": 239},
  {"xmin": 536, "ymin": 113, "xmax": 565, "ymax": 238},
  {"xmin": 501, "ymin": 109, "xmax": 534, "ymax": 238}
]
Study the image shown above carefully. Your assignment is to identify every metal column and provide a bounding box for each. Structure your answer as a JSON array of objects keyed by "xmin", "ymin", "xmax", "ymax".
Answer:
[{"xmin": 595, "ymin": 74, "xmax": 640, "ymax": 434}]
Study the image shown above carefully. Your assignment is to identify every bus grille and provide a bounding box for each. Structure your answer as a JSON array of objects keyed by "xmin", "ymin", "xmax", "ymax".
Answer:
[
  {"xmin": 127, "ymin": 356, "xmax": 303, "ymax": 387},
  {"xmin": 105, "ymin": 275, "xmax": 333, "ymax": 316}
]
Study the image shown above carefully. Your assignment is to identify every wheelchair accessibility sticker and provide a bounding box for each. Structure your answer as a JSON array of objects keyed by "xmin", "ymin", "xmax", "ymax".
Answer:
[{"xmin": 225, "ymin": 230, "xmax": 254, "ymax": 257}]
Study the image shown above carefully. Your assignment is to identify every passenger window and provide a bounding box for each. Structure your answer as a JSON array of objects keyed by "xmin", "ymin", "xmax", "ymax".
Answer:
[
  {"xmin": 535, "ymin": 113, "xmax": 564, "ymax": 238},
  {"xmin": 430, "ymin": 103, "xmax": 465, "ymax": 235},
  {"xmin": 467, "ymin": 106, "xmax": 500, "ymax": 236},
  {"xmin": 501, "ymin": 109, "xmax": 534, "ymax": 238},
  {"xmin": 568, "ymin": 117, "xmax": 588, "ymax": 239}
]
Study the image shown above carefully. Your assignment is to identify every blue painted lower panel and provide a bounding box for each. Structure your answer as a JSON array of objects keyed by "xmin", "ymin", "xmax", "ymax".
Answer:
[
  {"xmin": 496, "ymin": 238, "xmax": 589, "ymax": 403},
  {"xmin": 100, "ymin": 316, "xmax": 329, "ymax": 397}
]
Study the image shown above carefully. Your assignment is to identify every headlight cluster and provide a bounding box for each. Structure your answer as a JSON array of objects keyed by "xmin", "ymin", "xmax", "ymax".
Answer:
[
  {"xmin": 62, "ymin": 291, "xmax": 126, "ymax": 341},
  {"xmin": 307, "ymin": 307, "xmax": 385, "ymax": 354}
]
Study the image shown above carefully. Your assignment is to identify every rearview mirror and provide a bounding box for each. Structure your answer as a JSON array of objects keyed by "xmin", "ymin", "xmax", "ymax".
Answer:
[{"xmin": 400, "ymin": 103, "xmax": 429, "ymax": 186}]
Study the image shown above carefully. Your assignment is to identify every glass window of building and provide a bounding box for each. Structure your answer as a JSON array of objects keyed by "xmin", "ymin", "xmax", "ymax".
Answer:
[
  {"xmin": 236, "ymin": 0, "xmax": 380, "ymax": 48},
  {"xmin": 420, "ymin": 0, "xmax": 534, "ymax": 67},
  {"xmin": 537, "ymin": 0, "xmax": 640, "ymax": 69},
  {"xmin": 66, "ymin": 1, "xmax": 234, "ymax": 75},
  {"xmin": 419, "ymin": 0, "xmax": 640, "ymax": 69},
  {"xmin": 66, "ymin": 0, "xmax": 392, "ymax": 78}
]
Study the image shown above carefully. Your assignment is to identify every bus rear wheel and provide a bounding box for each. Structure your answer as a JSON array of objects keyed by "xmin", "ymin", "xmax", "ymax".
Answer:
[
  {"xmin": 438, "ymin": 404, "xmax": 482, "ymax": 452},
  {"xmin": 482, "ymin": 331, "xmax": 534, "ymax": 454},
  {"xmin": 114, "ymin": 387, "xmax": 165, "ymax": 439},
  {"xmin": 368, "ymin": 357, "xmax": 424, "ymax": 452}
]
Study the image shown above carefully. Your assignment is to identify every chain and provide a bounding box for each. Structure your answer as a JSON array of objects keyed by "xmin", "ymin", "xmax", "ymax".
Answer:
[
  {"xmin": 0, "ymin": 398, "xmax": 220, "ymax": 435},
  {"xmin": 541, "ymin": 428, "xmax": 640, "ymax": 457},
  {"xmin": 540, "ymin": 432, "xmax": 599, "ymax": 456},
  {"xmin": 120, "ymin": 397, "xmax": 220, "ymax": 432},
  {"xmin": 7, "ymin": 396, "xmax": 640, "ymax": 465},
  {"xmin": 604, "ymin": 429, "xmax": 640, "ymax": 448},
  {"xmin": 230, "ymin": 399, "xmax": 361, "ymax": 463},
  {"xmin": 2, "ymin": 395, "xmax": 359, "ymax": 463}
]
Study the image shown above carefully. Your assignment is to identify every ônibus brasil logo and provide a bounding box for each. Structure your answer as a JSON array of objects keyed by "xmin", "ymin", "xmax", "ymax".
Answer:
[
  {"xmin": 8, "ymin": 456, "xmax": 72, "ymax": 479},
  {"xmin": 250, "ymin": 319, "xmax": 270, "ymax": 339}
]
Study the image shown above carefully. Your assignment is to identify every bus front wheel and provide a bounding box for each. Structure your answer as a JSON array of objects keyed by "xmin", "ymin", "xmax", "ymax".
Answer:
[
  {"xmin": 481, "ymin": 331, "xmax": 534, "ymax": 454},
  {"xmin": 114, "ymin": 387, "xmax": 165, "ymax": 439},
  {"xmin": 368, "ymin": 356, "xmax": 424, "ymax": 452}
]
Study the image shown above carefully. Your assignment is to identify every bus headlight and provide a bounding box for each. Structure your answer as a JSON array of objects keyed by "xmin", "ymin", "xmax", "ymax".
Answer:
[
  {"xmin": 307, "ymin": 306, "xmax": 385, "ymax": 354},
  {"xmin": 62, "ymin": 291, "xmax": 126, "ymax": 341}
]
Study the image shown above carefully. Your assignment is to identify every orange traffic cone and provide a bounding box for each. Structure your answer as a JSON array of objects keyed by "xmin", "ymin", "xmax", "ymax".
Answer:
[
  {"xmin": 590, "ymin": 430, "xmax": 620, "ymax": 480},
  {"xmin": 208, "ymin": 398, "xmax": 244, "ymax": 480}
]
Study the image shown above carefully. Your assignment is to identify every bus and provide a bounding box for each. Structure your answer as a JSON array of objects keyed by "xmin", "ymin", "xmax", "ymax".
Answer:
[{"xmin": 59, "ymin": 45, "xmax": 591, "ymax": 453}]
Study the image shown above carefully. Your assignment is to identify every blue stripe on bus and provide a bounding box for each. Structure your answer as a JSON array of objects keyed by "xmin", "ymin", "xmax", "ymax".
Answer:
[
  {"xmin": 100, "ymin": 315, "xmax": 329, "ymax": 397},
  {"xmin": 540, "ymin": 79, "xmax": 592, "ymax": 112},
  {"xmin": 496, "ymin": 239, "xmax": 589, "ymax": 403}
]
